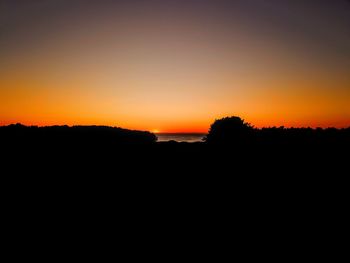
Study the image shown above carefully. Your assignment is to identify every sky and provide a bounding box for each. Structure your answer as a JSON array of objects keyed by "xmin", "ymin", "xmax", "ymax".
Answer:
[{"xmin": 1, "ymin": 0, "xmax": 349, "ymax": 132}]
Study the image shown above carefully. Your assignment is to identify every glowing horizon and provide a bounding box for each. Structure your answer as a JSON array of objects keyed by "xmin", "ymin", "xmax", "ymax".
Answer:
[{"xmin": 1, "ymin": 0, "xmax": 349, "ymax": 133}]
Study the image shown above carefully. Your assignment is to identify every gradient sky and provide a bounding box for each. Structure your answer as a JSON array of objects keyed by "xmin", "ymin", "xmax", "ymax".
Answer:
[{"xmin": 1, "ymin": 0, "xmax": 349, "ymax": 132}]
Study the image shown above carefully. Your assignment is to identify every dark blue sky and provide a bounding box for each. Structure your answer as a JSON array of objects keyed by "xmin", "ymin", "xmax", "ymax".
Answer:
[{"xmin": 1, "ymin": 0, "xmax": 349, "ymax": 63}]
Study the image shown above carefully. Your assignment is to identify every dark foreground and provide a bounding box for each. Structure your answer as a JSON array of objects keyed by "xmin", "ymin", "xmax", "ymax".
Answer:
[
  {"xmin": 1, "ymin": 124, "xmax": 348, "ymax": 252},
  {"xmin": 2, "ymin": 124, "xmax": 348, "ymax": 179}
]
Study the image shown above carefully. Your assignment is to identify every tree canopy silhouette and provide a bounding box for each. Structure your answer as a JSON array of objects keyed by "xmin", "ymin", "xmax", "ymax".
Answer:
[{"xmin": 204, "ymin": 116, "xmax": 254, "ymax": 144}]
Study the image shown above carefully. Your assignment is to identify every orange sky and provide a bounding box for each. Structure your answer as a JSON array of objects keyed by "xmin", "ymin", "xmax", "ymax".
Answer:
[{"xmin": 1, "ymin": 1, "xmax": 349, "ymax": 132}]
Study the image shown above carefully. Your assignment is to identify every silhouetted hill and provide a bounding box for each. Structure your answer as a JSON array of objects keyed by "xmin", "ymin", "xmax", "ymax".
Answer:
[{"xmin": 0, "ymin": 123, "xmax": 157, "ymax": 147}]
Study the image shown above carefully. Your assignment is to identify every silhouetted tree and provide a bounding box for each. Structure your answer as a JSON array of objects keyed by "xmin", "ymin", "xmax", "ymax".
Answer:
[{"xmin": 204, "ymin": 116, "xmax": 254, "ymax": 144}]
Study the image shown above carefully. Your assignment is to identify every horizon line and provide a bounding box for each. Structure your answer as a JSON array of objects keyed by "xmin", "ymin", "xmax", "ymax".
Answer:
[{"xmin": 2, "ymin": 122, "xmax": 350, "ymax": 134}]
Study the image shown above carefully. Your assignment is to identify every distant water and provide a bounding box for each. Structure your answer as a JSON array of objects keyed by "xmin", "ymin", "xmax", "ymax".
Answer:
[{"xmin": 156, "ymin": 133, "xmax": 205, "ymax": 143}]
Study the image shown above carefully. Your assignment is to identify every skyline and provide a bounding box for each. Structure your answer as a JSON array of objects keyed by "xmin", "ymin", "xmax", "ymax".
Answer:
[{"xmin": 1, "ymin": 0, "xmax": 350, "ymax": 132}]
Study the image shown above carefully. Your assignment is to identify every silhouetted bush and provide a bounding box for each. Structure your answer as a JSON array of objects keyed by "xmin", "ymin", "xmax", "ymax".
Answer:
[
  {"xmin": 204, "ymin": 116, "xmax": 254, "ymax": 144},
  {"xmin": 204, "ymin": 116, "xmax": 350, "ymax": 147}
]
